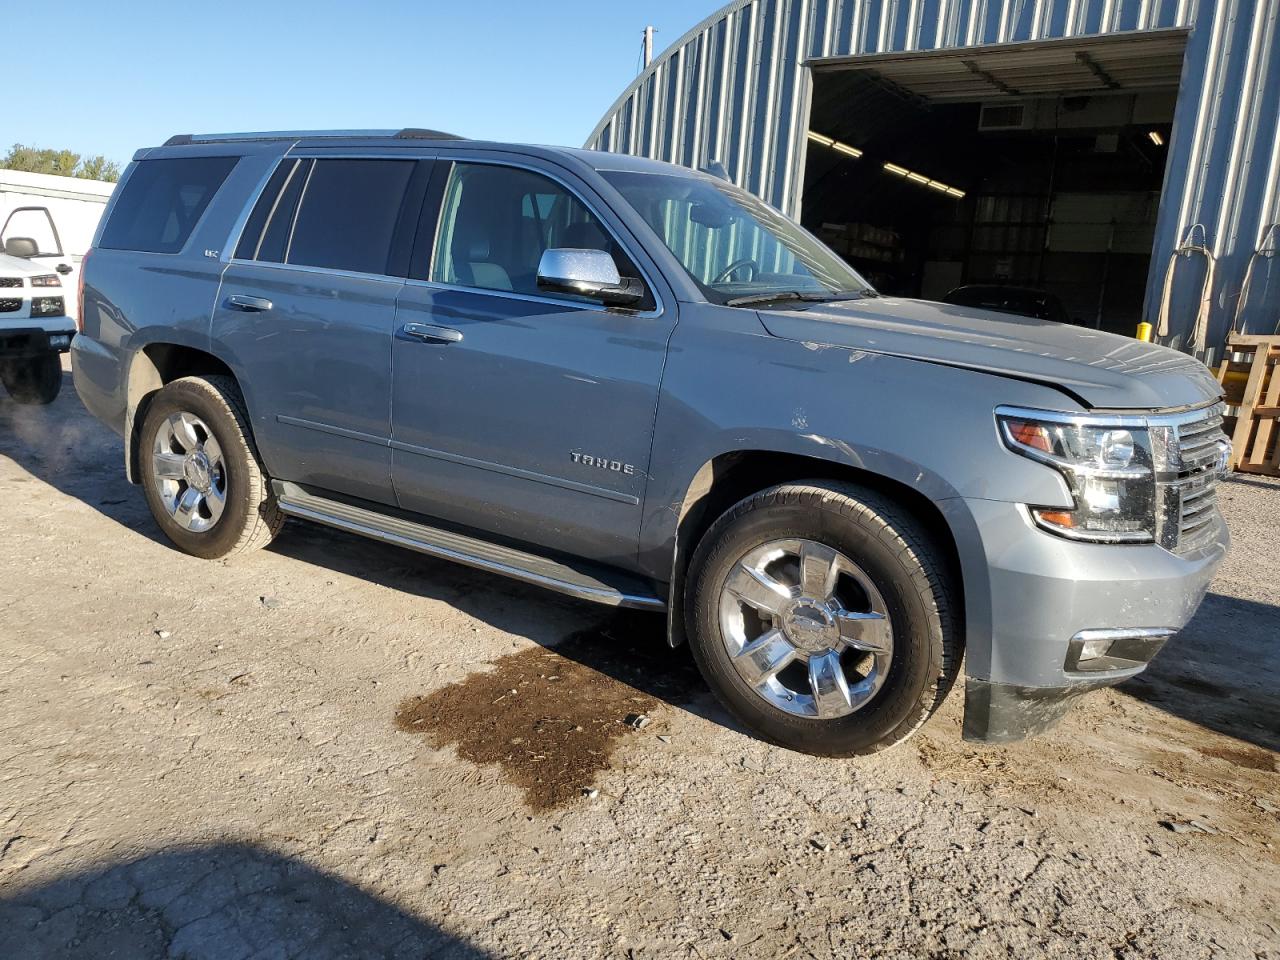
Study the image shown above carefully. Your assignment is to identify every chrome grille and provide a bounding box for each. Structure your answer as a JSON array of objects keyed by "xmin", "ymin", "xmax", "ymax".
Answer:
[
  {"xmin": 1158, "ymin": 405, "xmax": 1229, "ymax": 554},
  {"xmin": 0, "ymin": 277, "xmax": 22, "ymax": 289},
  {"xmin": 0, "ymin": 297, "xmax": 21, "ymax": 313}
]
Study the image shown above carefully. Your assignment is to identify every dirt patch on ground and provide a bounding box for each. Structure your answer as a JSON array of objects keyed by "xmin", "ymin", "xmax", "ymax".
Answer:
[
  {"xmin": 1196, "ymin": 743, "xmax": 1278, "ymax": 772},
  {"xmin": 396, "ymin": 616, "xmax": 699, "ymax": 810}
]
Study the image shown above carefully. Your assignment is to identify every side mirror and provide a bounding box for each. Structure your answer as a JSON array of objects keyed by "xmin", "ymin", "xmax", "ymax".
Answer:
[
  {"xmin": 536, "ymin": 249, "xmax": 644, "ymax": 307},
  {"xmin": 4, "ymin": 237, "xmax": 38, "ymax": 258}
]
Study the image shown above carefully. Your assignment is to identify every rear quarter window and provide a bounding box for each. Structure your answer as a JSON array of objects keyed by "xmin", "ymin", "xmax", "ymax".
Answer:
[{"xmin": 99, "ymin": 157, "xmax": 238, "ymax": 254}]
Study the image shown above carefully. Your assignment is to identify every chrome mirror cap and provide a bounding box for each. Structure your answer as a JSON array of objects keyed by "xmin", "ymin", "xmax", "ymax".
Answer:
[{"xmin": 536, "ymin": 248, "xmax": 643, "ymax": 306}]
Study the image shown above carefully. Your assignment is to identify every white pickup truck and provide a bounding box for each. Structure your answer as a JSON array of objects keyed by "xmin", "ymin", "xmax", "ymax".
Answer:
[
  {"xmin": 0, "ymin": 249, "xmax": 75, "ymax": 404},
  {"xmin": 0, "ymin": 168, "xmax": 113, "ymax": 404}
]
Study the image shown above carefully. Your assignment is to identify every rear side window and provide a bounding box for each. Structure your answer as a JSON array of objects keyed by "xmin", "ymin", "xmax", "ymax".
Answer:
[
  {"xmin": 236, "ymin": 158, "xmax": 415, "ymax": 275},
  {"xmin": 99, "ymin": 157, "xmax": 237, "ymax": 254}
]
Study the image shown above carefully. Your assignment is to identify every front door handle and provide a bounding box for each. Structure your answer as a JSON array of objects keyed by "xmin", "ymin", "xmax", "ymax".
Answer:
[
  {"xmin": 400, "ymin": 322, "xmax": 463, "ymax": 344},
  {"xmin": 226, "ymin": 295, "xmax": 273, "ymax": 312}
]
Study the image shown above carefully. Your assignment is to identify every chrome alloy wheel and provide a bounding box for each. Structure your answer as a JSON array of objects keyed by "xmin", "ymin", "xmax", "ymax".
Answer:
[
  {"xmin": 150, "ymin": 411, "xmax": 227, "ymax": 533},
  {"xmin": 717, "ymin": 539, "xmax": 893, "ymax": 719}
]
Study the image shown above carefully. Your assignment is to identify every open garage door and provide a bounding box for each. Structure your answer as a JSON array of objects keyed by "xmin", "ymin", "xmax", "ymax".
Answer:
[{"xmin": 803, "ymin": 29, "xmax": 1189, "ymax": 335}]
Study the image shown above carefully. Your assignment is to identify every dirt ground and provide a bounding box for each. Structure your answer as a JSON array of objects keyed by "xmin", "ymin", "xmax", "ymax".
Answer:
[{"xmin": 1, "ymin": 361, "xmax": 1277, "ymax": 960}]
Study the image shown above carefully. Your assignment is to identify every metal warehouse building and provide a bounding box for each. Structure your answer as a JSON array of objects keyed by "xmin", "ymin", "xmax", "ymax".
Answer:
[{"xmin": 588, "ymin": 0, "xmax": 1279, "ymax": 354}]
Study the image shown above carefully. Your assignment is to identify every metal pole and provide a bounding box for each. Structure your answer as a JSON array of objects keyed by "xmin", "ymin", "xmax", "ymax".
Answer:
[{"xmin": 643, "ymin": 26, "xmax": 655, "ymax": 69}]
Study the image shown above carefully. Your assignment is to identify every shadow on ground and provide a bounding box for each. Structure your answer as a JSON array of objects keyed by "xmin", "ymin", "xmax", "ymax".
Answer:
[
  {"xmin": 1120, "ymin": 592, "xmax": 1280, "ymax": 753},
  {"xmin": 0, "ymin": 842, "xmax": 490, "ymax": 960},
  {"xmin": 272, "ymin": 516, "xmax": 715, "ymax": 724}
]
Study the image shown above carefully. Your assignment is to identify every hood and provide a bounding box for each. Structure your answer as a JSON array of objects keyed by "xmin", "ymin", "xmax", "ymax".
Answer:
[
  {"xmin": 757, "ymin": 296, "xmax": 1223, "ymax": 411},
  {"xmin": 0, "ymin": 252, "xmax": 49, "ymax": 279}
]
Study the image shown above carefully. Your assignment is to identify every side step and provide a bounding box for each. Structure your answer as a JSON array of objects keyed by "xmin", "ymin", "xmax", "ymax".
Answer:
[{"xmin": 272, "ymin": 481, "xmax": 666, "ymax": 611}]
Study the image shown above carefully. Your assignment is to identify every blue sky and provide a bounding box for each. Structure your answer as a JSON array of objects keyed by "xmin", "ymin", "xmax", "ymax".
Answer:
[{"xmin": 6, "ymin": 1, "xmax": 711, "ymax": 165}]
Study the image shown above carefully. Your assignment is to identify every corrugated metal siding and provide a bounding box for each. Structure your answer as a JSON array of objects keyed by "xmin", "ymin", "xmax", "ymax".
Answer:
[{"xmin": 587, "ymin": 0, "xmax": 1280, "ymax": 348}]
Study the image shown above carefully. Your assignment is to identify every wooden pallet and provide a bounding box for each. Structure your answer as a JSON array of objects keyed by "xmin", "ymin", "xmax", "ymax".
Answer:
[{"xmin": 1216, "ymin": 334, "xmax": 1280, "ymax": 476}]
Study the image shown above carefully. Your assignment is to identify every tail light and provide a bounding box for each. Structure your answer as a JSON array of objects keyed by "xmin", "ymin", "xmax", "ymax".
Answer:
[{"xmin": 76, "ymin": 249, "xmax": 89, "ymax": 332}]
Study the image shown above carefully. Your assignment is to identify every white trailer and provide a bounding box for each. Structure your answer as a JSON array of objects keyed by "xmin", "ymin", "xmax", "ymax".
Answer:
[{"xmin": 0, "ymin": 168, "xmax": 115, "ymax": 322}]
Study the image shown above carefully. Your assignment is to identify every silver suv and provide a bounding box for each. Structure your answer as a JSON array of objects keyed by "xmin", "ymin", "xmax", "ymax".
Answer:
[{"xmin": 71, "ymin": 130, "xmax": 1231, "ymax": 755}]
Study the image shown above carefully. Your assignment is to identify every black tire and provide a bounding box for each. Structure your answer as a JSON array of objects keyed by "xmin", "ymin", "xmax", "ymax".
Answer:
[
  {"xmin": 1, "ymin": 354, "xmax": 62, "ymax": 405},
  {"xmin": 139, "ymin": 375, "xmax": 284, "ymax": 560},
  {"xmin": 685, "ymin": 481, "xmax": 959, "ymax": 756}
]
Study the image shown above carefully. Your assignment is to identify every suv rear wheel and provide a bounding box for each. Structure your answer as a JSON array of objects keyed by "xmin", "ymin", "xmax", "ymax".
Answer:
[
  {"xmin": 1, "ymin": 355, "xmax": 62, "ymax": 405},
  {"xmin": 686, "ymin": 481, "xmax": 959, "ymax": 756},
  {"xmin": 139, "ymin": 375, "xmax": 284, "ymax": 560}
]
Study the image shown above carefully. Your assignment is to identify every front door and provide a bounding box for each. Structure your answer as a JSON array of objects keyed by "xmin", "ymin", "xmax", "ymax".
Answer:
[
  {"xmin": 211, "ymin": 156, "xmax": 423, "ymax": 507},
  {"xmin": 390, "ymin": 158, "xmax": 676, "ymax": 568}
]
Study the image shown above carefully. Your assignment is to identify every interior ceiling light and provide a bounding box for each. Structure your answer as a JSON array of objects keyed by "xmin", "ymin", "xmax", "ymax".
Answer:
[
  {"xmin": 1148, "ymin": 130, "xmax": 1165, "ymax": 146},
  {"xmin": 881, "ymin": 161, "xmax": 965, "ymax": 199},
  {"xmin": 807, "ymin": 130, "xmax": 863, "ymax": 158}
]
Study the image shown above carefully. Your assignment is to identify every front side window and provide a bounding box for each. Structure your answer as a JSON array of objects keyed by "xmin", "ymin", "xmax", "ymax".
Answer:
[
  {"xmin": 99, "ymin": 157, "xmax": 238, "ymax": 254},
  {"xmin": 431, "ymin": 162, "xmax": 644, "ymax": 302},
  {"xmin": 602, "ymin": 170, "xmax": 872, "ymax": 304},
  {"xmin": 2, "ymin": 207, "xmax": 61, "ymax": 257}
]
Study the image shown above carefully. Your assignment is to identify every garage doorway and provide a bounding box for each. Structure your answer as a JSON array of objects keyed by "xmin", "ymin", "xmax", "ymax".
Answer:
[{"xmin": 802, "ymin": 29, "xmax": 1189, "ymax": 335}]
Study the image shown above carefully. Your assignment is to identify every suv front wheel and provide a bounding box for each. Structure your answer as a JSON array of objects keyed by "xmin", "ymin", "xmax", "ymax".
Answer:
[
  {"xmin": 686, "ymin": 481, "xmax": 959, "ymax": 756},
  {"xmin": 139, "ymin": 375, "xmax": 284, "ymax": 560}
]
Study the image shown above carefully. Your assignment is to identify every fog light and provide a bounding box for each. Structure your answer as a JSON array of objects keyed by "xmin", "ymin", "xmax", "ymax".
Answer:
[
  {"xmin": 1078, "ymin": 638, "xmax": 1114, "ymax": 661},
  {"xmin": 1066, "ymin": 628, "xmax": 1176, "ymax": 673},
  {"xmin": 49, "ymin": 334, "xmax": 71, "ymax": 349}
]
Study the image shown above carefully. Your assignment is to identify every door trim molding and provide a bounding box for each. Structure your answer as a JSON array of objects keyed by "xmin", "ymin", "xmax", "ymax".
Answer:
[
  {"xmin": 277, "ymin": 414, "xmax": 389, "ymax": 446},
  {"xmin": 277, "ymin": 414, "xmax": 641, "ymax": 505},
  {"xmin": 390, "ymin": 437, "xmax": 641, "ymax": 505}
]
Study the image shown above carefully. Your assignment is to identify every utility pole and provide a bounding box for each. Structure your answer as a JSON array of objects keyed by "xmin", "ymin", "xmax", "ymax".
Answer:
[{"xmin": 642, "ymin": 25, "xmax": 655, "ymax": 69}]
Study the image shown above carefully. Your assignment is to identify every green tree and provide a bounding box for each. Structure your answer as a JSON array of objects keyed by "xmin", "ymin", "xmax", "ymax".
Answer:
[
  {"xmin": 75, "ymin": 154, "xmax": 121, "ymax": 182},
  {"xmin": 3, "ymin": 144, "xmax": 120, "ymax": 182}
]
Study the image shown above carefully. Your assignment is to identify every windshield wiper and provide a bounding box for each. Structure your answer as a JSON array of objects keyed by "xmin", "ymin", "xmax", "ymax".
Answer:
[{"xmin": 725, "ymin": 291, "xmax": 833, "ymax": 308}]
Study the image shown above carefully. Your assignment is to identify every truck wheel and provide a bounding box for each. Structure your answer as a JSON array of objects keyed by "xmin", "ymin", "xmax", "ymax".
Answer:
[
  {"xmin": 139, "ymin": 375, "xmax": 284, "ymax": 560},
  {"xmin": 685, "ymin": 481, "xmax": 959, "ymax": 756},
  {"xmin": 1, "ymin": 354, "xmax": 62, "ymax": 405}
]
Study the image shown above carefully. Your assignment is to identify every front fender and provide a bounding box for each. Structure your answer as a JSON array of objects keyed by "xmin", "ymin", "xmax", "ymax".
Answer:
[{"xmin": 639, "ymin": 304, "xmax": 1078, "ymax": 671}]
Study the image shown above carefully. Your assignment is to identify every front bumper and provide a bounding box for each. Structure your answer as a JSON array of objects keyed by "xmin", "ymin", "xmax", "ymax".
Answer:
[
  {"xmin": 0, "ymin": 324, "xmax": 75, "ymax": 359},
  {"xmin": 959, "ymin": 497, "xmax": 1228, "ymax": 743}
]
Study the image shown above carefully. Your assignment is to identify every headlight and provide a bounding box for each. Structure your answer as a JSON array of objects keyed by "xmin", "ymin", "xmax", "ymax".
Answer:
[
  {"xmin": 998, "ymin": 409, "xmax": 1156, "ymax": 543},
  {"xmin": 30, "ymin": 274, "xmax": 61, "ymax": 287},
  {"xmin": 31, "ymin": 296, "xmax": 65, "ymax": 317}
]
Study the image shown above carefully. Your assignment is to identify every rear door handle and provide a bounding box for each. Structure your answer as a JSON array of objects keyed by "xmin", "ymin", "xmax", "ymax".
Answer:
[
  {"xmin": 226, "ymin": 295, "xmax": 273, "ymax": 312},
  {"xmin": 400, "ymin": 322, "xmax": 463, "ymax": 344}
]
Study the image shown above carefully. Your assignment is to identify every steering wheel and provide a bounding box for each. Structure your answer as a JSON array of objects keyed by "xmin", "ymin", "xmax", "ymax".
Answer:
[{"xmin": 714, "ymin": 259, "xmax": 759, "ymax": 284}]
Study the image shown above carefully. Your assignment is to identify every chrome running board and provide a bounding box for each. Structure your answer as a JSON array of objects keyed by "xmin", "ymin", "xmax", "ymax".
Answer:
[{"xmin": 272, "ymin": 481, "xmax": 666, "ymax": 611}]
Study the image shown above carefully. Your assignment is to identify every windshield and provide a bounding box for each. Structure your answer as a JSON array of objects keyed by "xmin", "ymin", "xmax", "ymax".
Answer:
[{"xmin": 602, "ymin": 170, "xmax": 872, "ymax": 305}]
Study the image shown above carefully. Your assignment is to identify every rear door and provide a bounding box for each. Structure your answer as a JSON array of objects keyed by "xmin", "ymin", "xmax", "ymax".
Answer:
[
  {"xmin": 211, "ymin": 155, "xmax": 428, "ymax": 507},
  {"xmin": 389, "ymin": 156, "xmax": 676, "ymax": 566}
]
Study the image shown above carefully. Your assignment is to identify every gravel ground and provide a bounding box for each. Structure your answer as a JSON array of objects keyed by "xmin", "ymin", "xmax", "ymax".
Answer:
[{"xmin": 1, "ymin": 362, "xmax": 1277, "ymax": 959}]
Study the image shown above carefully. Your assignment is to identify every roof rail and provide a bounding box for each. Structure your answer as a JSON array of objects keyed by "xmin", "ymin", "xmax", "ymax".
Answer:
[
  {"xmin": 394, "ymin": 128, "xmax": 466, "ymax": 140},
  {"xmin": 162, "ymin": 129, "xmax": 465, "ymax": 147}
]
